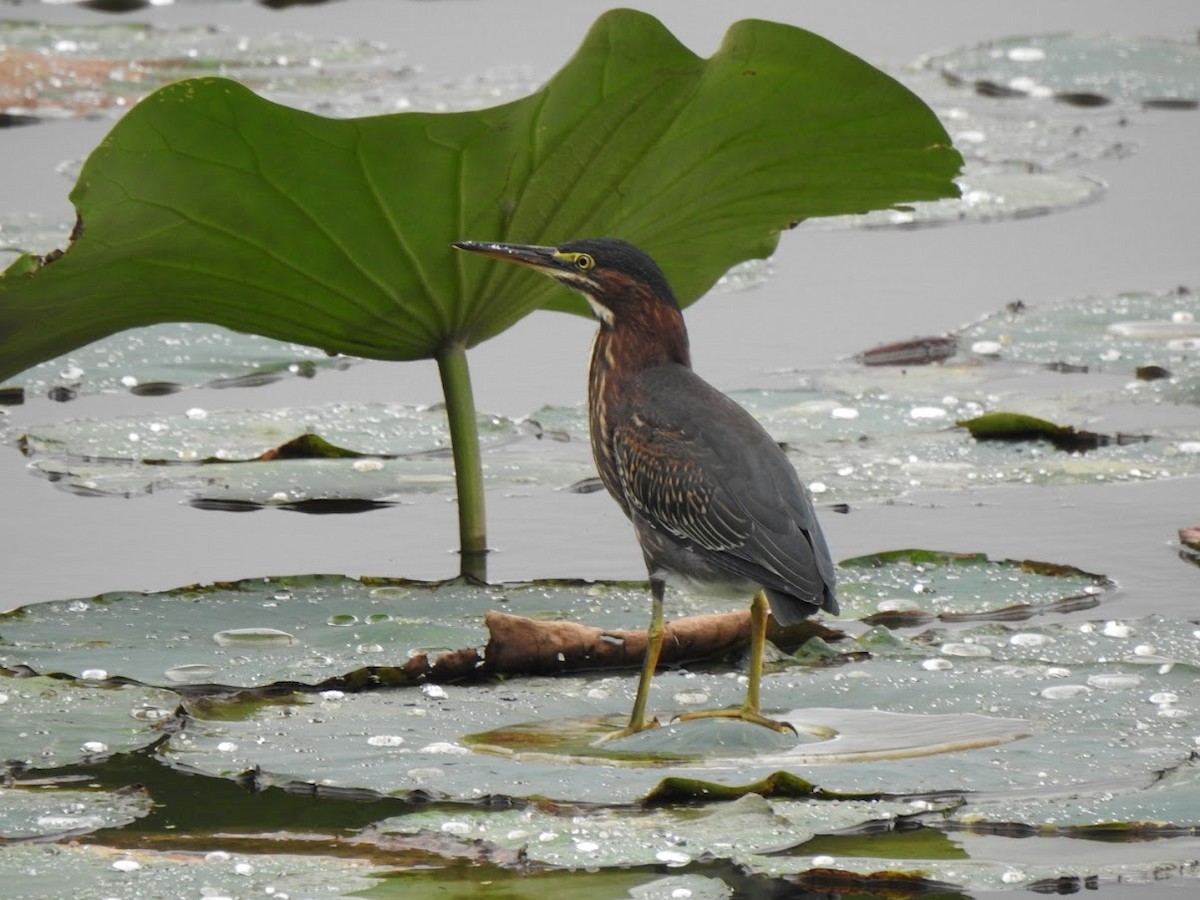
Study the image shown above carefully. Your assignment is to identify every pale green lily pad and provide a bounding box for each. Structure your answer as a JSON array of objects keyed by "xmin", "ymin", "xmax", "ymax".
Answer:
[
  {"xmin": 0, "ymin": 784, "xmax": 152, "ymax": 839},
  {"xmin": 0, "ymin": 552, "xmax": 1107, "ymax": 692},
  {"xmin": 11, "ymin": 322, "xmax": 352, "ymax": 398},
  {"xmin": 160, "ymin": 613, "xmax": 1198, "ymax": 817},
  {"xmin": 375, "ymin": 792, "xmax": 916, "ymax": 870},
  {"xmin": 927, "ymin": 33, "xmax": 1200, "ymax": 107},
  {"xmin": 0, "ymin": 841, "xmax": 376, "ymax": 900},
  {"xmin": 803, "ymin": 161, "xmax": 1104, "ymax": 230},
  {"xmin": 0, "ymin": 19, "xmax": 532, "ymax": 121},
  {"xmin": 17, "ymin": 402, "xmax": 557, "ymax": 503},
  {"xmin": 960, "ymin": 286, "xmax": 1200, "ymax": 371},
  {"xmin": 0, "ymin": 673, "xmax": 180, "ymax": 767}
]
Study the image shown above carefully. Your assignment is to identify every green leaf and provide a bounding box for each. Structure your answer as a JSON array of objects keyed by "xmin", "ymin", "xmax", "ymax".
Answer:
[{"xmin": 0, "ymin": 10, "xmax": 960, "ymax": 381}]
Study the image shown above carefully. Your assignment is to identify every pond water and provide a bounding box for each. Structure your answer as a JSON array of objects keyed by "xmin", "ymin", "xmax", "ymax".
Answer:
[{"xmin": 1, "ymin": 1, "xmax": 1198, "ymax": 897}]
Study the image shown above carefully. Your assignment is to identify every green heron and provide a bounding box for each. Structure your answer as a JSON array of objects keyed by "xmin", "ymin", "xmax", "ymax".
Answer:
[{"xmin": 453, "ymin": 238, "xmax": 838, "ymax": 741}]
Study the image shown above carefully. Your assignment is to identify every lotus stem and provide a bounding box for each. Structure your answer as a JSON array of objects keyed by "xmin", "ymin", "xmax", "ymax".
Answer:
[{"xmin": 436, "ymin": 342, "xmax": 488, "ymax": 582}]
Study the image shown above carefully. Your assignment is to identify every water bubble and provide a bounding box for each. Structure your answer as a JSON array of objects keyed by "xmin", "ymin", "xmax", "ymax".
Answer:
[
  {"xmin": 441, "ymin": 820, "xmax": 471, "ymax": 835},
  {"xmin": 185, "ymin": 407, "xmax": 208, "ymax": 420},
  {"xmin": 327, "ymin": 613, "xmax": 359, "ymax": 626},
  {"xmin": 0, "ymin": 692, "xmax": 9, "ymax": 705},
  {"xmin": 971, "ymin": 340, "xmax": 1003, "ymax": 357},
  {"xmin": 811, "ymin": 855, "xmax": 836, "ymax": 866},
  {"xmin": 365, "ymin": 613, "xmax": 393, "ymax": 624},
  {"xmin": 111, "ymin": 859, "xmax": 142, "ymax": 873},
  {"xmin": 655, "ymin": 850, "xmax": 690, "ymax": 866},
  {"xmin": 941, "ymin": 642, "xmax": 993, "ymax": 658},
  {"xmin": 922, "ymin": 658, "xmax": 953, "ymax": 671},
  {"xmin": 319, "ymin": 690, "xmax": 345, "ymax": 701},
  {"xmin": 234, "ymin": 862, "xmax": 255, "ymax": 876},
  {"xmin": 830, "ymin": 406, "xmax": 859, "ymax": 420},
  {"xmin": 421, "ymin": 684, "xmax": 448, "ymax": 700},
  {"xmin": 1150, "ymin": 692, "xmax": 1179, "ymax": 705},
  {"xmin": 1002, "ymin": 868, "xmax": 1028, "ymax": 884},
  {"xmin": 575, "ymin": 840, "xmax": 600, "ymax": 852},
  {"xmin": 164, "ymin": 663, "xmax": 219, "ymax": 683},
  {"xmin": 877, "ymin": 598, "xmax": 921, "ymax": 612},
  {"xmin": 421, "ymin": 742, "xmax": 470, "ymax": 755},
  {"xmin": 130, "ymin": 706, "xmax": 173, "ymax": 722},
  {"xmin": 1045, "ymin": 666, "xmax": 1071, "ymax": 678},
  {"xmin": 81, "ymin": 740, "xmax": 109, "ymax": 754},
  {"xmin": 1087, "ymin": 673, "xmax": 1143, "ymax": 691},
  {"xmin": 538, "ymin": 831, "xmax": 558, "ymax": 843},
  {"xmin": 273, "ymin": 590, "xmax": 294, "ymax": 602},
  {"xmin": 352, "ymin": 458, "xmax": 385, "ymax": 472},
  {"xmin": 205, "ymin": 851, "xmax": 231, "ymax": 862},
  {"xmin": 212, "ymin": 627, "xmax": 298, "ymax": 648},
  {"xmin": 367, "ymin": 734, "xmax": 405, "ymax": 747},
  {"xmin": 1010, "ymin": 633, "xmax": 1053, "ymax": 647},
  {"xmin": 216, "ymin": 741, "xmax": 238, "ymax": 752},
  {"xmin": 369, "ymin": 586, "xmax": 411, "ymax": 600},
  {"xmin": 909, "ymin": 406, "xmax": 948, "ymax": 420},
  {"xmin": 80, "ymin": 668, "xmax": 108, "ymax": 680},
  {"xmin": 1040, "ymin": 684, "xmax": 1091, "ymax": 700},
  {"xmin": 1133, "ymin": 644, "xmax": 1156, "ymax": 656},
  {"xmin": 672, "ymin": 690, "xmax": 710, "ymax": 706},
  {"xmin": 356, "ymin": 643, "xmax": 384, "ymax": 654},
  {"xmin": 1102, "ymin": 621, "xmax": 1134, "ymax": 638}
]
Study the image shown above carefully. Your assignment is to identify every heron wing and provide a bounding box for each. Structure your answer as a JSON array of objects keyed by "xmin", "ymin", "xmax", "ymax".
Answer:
[{"xmin": 611, "ymin": 364, "xmax": 836, "ymax": 611}]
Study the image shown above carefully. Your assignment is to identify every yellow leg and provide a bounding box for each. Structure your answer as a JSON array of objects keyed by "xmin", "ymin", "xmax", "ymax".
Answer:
[
  {"xmin": 597, "ymin": 579, "xmax": 666, "ymax": 743},
  {"xmin": 677, "ymin": 590, "xmax": 796, "ymax": 735}
]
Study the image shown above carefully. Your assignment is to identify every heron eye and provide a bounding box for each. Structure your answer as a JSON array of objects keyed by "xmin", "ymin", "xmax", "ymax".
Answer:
[{"xmin": 574, "ymin": 253, "xmax": 594, "ymax": 271}]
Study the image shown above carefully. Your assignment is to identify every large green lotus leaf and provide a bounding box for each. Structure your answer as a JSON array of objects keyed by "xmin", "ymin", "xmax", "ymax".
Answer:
[{"xmin": 0, "ymin": 10, "xmax": 960, "ymax": 381}]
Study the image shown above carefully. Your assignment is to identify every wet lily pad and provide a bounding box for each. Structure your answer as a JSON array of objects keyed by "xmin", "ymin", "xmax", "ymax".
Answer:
[
  {"xmin": 0, "ymin": 783, "xmax": 152, "ymax": 839},
  {"xmin": 0, "ymin": 673, "xmax": 181, "ymax": 767},
  {"xmin": 803, "ymin": 161, "xmax": 1104, "ymax": 230},
  {"xmin": 0, "ymin": 20, "xmax": 530, "ymax": 121},
  {"xmin": 0, "ymin": 841, "xmax": 376, "ymax": 899},
  {"xmin": 8, "ymin": 321, "xmax": 352, "ymax": 399},
  {"xmin": 960, "ymin": 286, "xmax": 1200, "ymax": 372},
  {"xmin": 927, "ymin": 33, "xmax": 1200, "ymax": 109}
]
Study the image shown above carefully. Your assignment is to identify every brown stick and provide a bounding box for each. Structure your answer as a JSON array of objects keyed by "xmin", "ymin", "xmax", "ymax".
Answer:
[{"xmin": 483, "ymin": 609, "xmax": 840, "ymax": 676}]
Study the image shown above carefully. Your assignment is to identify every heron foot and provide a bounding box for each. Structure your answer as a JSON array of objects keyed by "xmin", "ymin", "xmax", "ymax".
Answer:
[
  {"xmin": 675, "ymin": 707, "xmax": 798, "ymax": 736},
  {"xmin": 595, "ymin": 716, "xmax": 661, "ymax": 745}
]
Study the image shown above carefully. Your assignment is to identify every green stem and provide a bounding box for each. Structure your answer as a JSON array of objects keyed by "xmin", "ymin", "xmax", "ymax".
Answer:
[{"xmin": 436, "ymin": 342, "xmax": 488, "ymax": 582}]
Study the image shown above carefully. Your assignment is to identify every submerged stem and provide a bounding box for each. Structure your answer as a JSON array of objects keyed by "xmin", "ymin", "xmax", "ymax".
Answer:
[{"xmin": 436, "ymin": 342, "xmax": 488, "ymax": 582}]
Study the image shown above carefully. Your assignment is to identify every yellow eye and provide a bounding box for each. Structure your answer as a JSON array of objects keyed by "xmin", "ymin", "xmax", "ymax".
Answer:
[{"xmin": 574, "ymin": 253, "xmax": 594, "ymax": 271}]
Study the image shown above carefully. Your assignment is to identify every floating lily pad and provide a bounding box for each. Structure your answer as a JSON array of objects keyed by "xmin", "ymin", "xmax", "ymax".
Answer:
[
  {"xmin": 0, "ymin": 673, "xmax": 181, "ymax": 768},
  {"xmin": 17, "ymin": 402, "xmax": 542, "ymax": 502},
  {"xmin": 960, "ymin": 286, "xmax": 1200, "ymax": 372},
  {"xmin": 0, "ymin": 842, "xmax": 376, "ymax": 900},
  {"xmin": 8, "ymin": 321, "xmax": 352, "ymax": 399},
  {"xmin": 926, "ymin": 33, "xmax": 1200, "ymax": 109},
  {"xmin": 0, "ymin": 783, "xmax": 153, "ymax": 839},
  {"xmin": 0, "ymin": 20, "xmax": 532, "ymax": 121},
  {"xmin": 803, "ymin": 161, "xmax": 1104, "ymax": 230}
]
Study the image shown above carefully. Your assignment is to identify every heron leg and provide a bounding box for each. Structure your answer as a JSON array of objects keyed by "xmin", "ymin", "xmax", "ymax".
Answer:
[
  {"xmin": 676, "ymin": 589, "xmax": 796, "ymax": 735},
  {"xmin": 596, "ymin": 578, "xmax": 665, "ymax": 744}
]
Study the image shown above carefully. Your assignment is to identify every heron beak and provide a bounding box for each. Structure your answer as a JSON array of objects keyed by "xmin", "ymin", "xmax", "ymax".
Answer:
[{"xmin": 452, "ymin": 241, "xmax": 570, "ymax": 278}]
